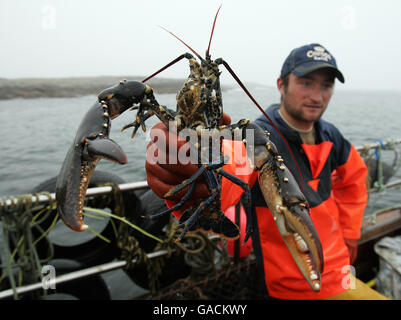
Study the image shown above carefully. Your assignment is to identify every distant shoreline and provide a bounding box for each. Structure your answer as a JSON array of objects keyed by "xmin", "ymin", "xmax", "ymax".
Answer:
[{"xmin": 0, "ymin": 76, "xmax": 192, "ymax": 100}]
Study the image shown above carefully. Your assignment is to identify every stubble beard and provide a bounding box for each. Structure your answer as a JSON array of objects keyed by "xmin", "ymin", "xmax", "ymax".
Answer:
[{"xmin": 282, "ymin": 94, "xmax": 325, "ymax": 125}]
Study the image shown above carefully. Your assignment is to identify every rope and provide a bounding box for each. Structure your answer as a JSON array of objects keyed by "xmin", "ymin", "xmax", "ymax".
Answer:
[
  {"xmin": 0, "ymin": 192, "xmax": 56, "ymax": 299},
  {"xmin": 94, "ymin": 182, "xmax": 208, "ymax": 293}
]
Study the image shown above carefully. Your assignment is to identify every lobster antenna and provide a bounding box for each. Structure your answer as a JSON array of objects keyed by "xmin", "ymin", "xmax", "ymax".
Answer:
[
  {"xmin": 206, "ymin": 4, "xmax": 222, "ymax": 58},
  {"xmin": 220, "ymin": 59, "xmax": 305, "ymax": 191},
  {"xmin": 159, "ymin": 25, "xmax": 203, "ymax": 60}
]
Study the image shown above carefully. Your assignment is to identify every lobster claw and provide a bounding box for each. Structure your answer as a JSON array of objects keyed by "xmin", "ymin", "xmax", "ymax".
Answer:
[
  {"xmin": 56, "ymin": 80, "xmax": 147, "ymax": 231},
  {"xmin": 273, "ymin": 200, "xmax": 323, "ymax": 292},
  {"xmin": 249, "ymin": 123, "xmax": 323, "ymax": 292},
  {"xmin": 56, "ymin": 102, "xmax": 127, "ymax": 231},
  {"xmin": 258, "ymin": 155, "xmax": 324, "ymax": 292}
]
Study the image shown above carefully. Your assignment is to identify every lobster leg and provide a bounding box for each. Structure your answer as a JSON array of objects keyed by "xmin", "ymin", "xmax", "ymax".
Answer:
[
  {"xmin": 158, "ymin": 153, "xmax": 243, "ymax": 240},
  {"xmin": 164, "ymin": 166, "xmax": 206, "ymax": 197},
  {"xmin": 175, "ymin": 166, "xmax": 240, "ymax": 240},
  {"xmin": 153, "ymin": 144, "xmax": 250, "ymax": 240},
  {"xmin": 121, "ymin": 110, "xmax": 155, "ymax": 139},
  {"xmin": 216, "ymin": 168, "xmax": 252, "ymax": 243},
  {"xmin": 147, "ymin": 182, "xmax": 197, "ymax": 220},
  {"xmin": 176, "ymin": 191, "xmax": 219, "ymax": 241}
]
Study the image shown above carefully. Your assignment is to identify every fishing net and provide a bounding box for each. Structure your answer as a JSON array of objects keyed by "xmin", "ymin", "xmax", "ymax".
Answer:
[{"xmin": 143, "ymin": 256, "xmax": 267, "ymax": 300}]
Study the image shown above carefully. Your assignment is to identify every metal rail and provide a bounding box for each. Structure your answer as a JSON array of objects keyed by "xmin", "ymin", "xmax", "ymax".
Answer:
[
  {"xmin": 355, "ymin": 138, "xmax": 401, "ymax": 152},
  {"xmin": 0, "ymin": 249, "xmax": 170, "ymax": 299},
  {"xmin": 369, "ymin": 179, "xmax": 401, "ymax": 193},
  {"xmin": 0, "ymin": 181, "xmax": 149, "ymax": 208}
]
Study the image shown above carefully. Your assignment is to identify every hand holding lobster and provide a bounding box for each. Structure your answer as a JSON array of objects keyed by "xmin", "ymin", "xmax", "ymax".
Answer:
[{"xmin": 146, "ymin": 113, "xmax": 232, "ymax": 202}]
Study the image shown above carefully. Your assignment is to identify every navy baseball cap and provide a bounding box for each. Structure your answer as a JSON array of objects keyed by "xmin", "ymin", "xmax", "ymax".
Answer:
[{"xmin": 280, "ymin": 43, "xmax": 345, "ymax": 83}]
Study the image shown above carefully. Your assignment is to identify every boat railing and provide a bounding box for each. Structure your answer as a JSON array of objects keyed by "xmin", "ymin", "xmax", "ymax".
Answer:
[
  {"xmin": 356, "ymin": 138, "xmax": 401, "ymax": 191},
  {"xmin": 0, "ymin": 138, "xmax": 400, "ymax": 299},
  {"xmin": 355, "ymin": 138, "xmax": 401, "ymax": 153}
]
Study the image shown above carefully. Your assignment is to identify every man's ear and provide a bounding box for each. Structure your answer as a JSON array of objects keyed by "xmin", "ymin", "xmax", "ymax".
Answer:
[{"xmin": 277, "ymin": 77, "xmax": 285, "ymax": 96}]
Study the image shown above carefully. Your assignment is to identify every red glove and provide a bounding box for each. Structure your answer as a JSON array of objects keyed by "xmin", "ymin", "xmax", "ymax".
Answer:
[
  {"xmin": 145, "ymin": 113, "xmax": 231, "ymax": 202},
  {"xmin": 344, "ymin": 238, "xmax": 358, "ymax": 265}
]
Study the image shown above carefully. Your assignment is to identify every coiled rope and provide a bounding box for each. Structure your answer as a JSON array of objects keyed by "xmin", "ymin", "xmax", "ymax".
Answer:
[
  {"xmin": 82, "ymin": 182, "xmax": 209, "ymax": 294},
  {"xmin": 0, "ymin": 192, "xmax": 56, "ymax": 299}
]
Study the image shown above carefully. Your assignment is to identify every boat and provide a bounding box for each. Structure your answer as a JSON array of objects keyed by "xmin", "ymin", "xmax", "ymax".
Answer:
[{"xmin": 0, "ymin": 139, "xmax": 400, "ymax": 300}]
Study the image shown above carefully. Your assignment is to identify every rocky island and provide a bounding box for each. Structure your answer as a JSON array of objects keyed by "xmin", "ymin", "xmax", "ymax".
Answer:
[{"xmin": 0, "ymin": 76, "xmax": 191, "ymax": 100}]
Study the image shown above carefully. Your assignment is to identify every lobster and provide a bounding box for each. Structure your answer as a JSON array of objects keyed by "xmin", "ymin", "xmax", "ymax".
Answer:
[{"xmin": 55, "ymin": 7, "xmax": 323, "ymax": 292}]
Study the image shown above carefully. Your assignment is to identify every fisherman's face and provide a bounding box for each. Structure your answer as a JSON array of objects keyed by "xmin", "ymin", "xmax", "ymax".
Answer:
[{"xmin": 278, "ymin": 68, "xmax": 335, "ymax": 130}]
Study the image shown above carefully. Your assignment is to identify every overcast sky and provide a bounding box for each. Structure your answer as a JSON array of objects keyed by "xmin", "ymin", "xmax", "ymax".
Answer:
[{"xmin": 1, "ymin": 0, "xmax": 400, "ymax": 91}]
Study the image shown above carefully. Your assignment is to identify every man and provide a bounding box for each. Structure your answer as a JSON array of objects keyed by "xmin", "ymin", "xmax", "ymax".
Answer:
[{"xmin": 145, "ymin": 43, "xmax": 388, "ymax": 299}]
